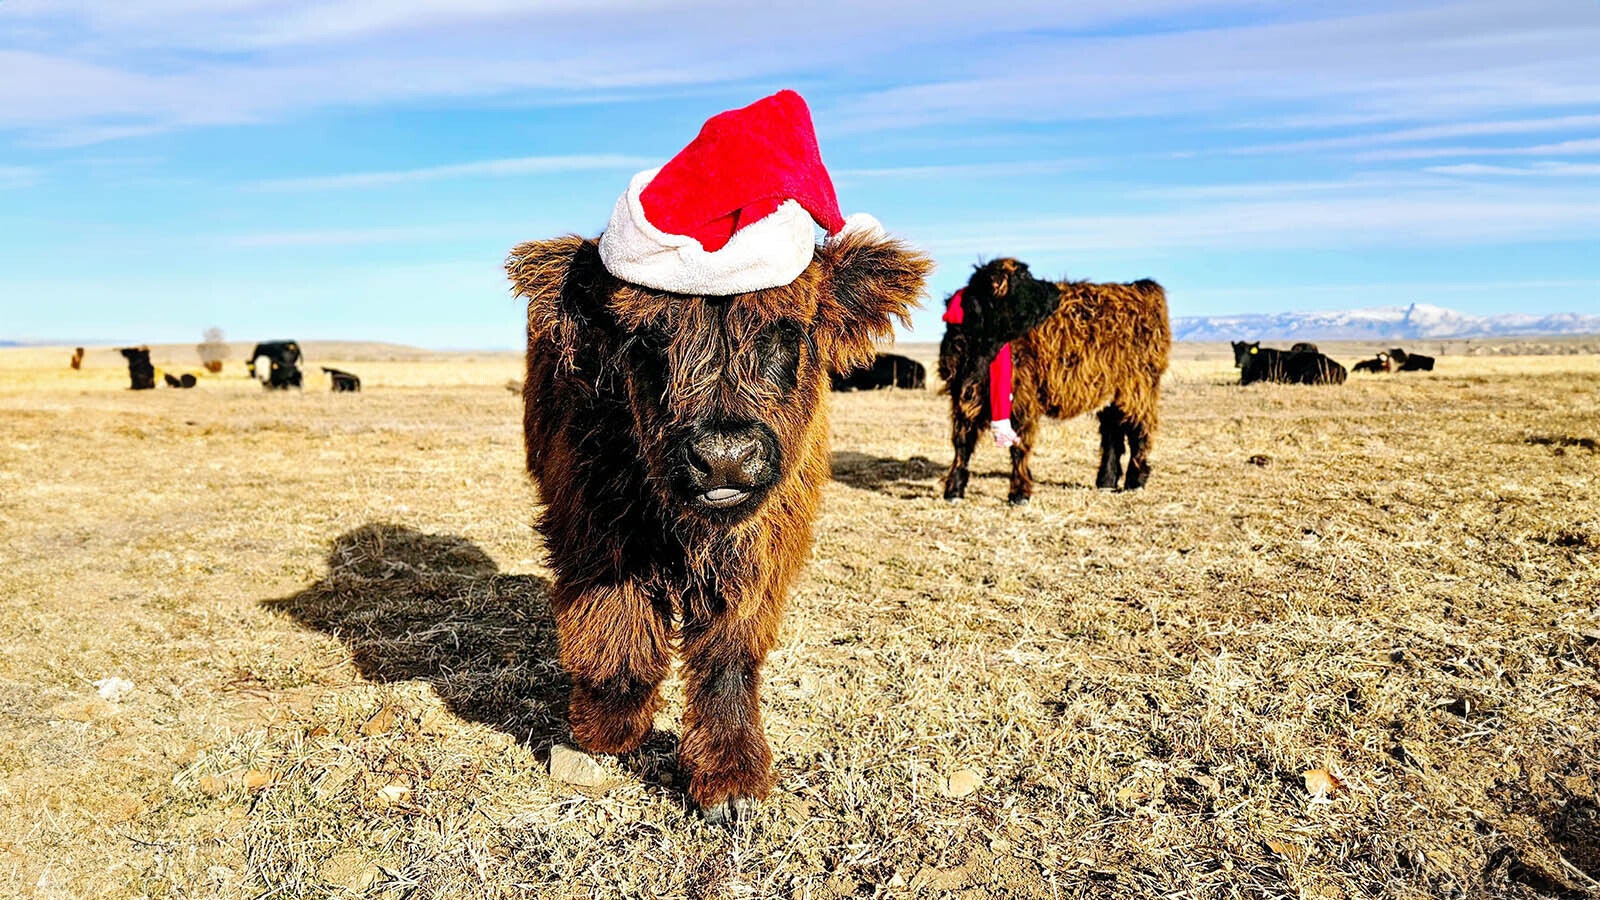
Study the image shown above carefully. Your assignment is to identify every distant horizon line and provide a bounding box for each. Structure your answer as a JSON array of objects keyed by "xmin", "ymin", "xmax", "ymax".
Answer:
[{"xmin": 8, "ymin": 332, "xmax": 1600, "ymax": 353}]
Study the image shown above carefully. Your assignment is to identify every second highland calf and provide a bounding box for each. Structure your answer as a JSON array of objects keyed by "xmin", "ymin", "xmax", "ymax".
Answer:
[{"xmin": 940, "ymin": 258, "xmax": 1171, "ymax": 502}]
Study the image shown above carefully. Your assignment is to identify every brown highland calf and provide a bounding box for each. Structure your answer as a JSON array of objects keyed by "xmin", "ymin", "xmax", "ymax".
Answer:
[
  {"xmin": 941, "ymin": 258, "xmax": 1170, "ymax": 503},
  {"xmin": 508, "ymin": 230, "xmax": 929, "ymax": 825}
]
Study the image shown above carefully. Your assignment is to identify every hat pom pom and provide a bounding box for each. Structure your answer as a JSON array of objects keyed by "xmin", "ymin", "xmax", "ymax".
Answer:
[{"xmin": 835, "ymin": 213, "xmax": 885, "ymax": 242}]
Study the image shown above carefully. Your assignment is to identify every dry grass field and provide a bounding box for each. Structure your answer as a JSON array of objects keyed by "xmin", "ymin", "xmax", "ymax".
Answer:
[{"xmin": 1, "ymin": 341, "xmax": 1597, "ymax": 899}]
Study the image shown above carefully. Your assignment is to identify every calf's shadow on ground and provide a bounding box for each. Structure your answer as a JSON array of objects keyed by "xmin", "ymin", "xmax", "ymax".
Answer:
[
  {"xmin": 830, "ymin": 450, "xmax": 1081, "ymax": 496},
  {"xmin": 261, "ymin": 523, "xmax": 681, "ymax": 789}
]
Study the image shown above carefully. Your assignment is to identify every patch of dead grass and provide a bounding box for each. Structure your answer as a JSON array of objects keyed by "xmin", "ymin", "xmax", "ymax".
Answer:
[{"xmin": 0, "ymin": 348, "xmax": 1596, "ymax": 898}]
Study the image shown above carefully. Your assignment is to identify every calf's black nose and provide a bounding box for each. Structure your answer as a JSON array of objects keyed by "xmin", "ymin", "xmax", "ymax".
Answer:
[{"xmin": 687, "ymin": 429, "xmax": 765, "ymax": 488}]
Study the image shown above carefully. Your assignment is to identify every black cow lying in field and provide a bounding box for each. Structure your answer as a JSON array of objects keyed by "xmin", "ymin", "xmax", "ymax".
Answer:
[
  {"xmin": 120, "ymin": 347, "xmax": 156, "ymax": 390},
  {"xmin": 248, "ymin": 340, "xmax": 304, "ymax": 389},
  {"xmin": 322, "ymin": 367, "xmax": 362, "ymax": 392},
  {"xmin": 1387, "ymin": 348, "xmax": 1436, "ymax": 371},
  {"xmin": 1232, "ymin": 341, "xmax": 1346, "ymax": 385},
  {"xmin": 830, "ymin": 352, "xmax": 925, "ymax": 391},
  {"xmin": 162, "ymin": 372, "xmax": 199, "ymax": 388},
  {"xmin": 1351, "ymin": 353, "xmax": 1391, "ymax": 374}
]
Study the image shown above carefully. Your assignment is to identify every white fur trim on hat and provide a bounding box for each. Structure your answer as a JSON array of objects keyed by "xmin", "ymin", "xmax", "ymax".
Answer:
[{"xmin": 598, "ymin": 167, "xmax": 818, "ymax": 295}]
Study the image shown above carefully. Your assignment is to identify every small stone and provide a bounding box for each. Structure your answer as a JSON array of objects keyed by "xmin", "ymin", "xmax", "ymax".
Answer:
[
  {"xmin": 94, "ymin": 677, "xmax": 134, "ymax": 702},
  {"xmin": 374, "ymin": 781, "xmax": 412, "ymax": 805},
  {"xmin": 942, "ymin": 769, "xmax": 982, "ymax": 798},
  {"xmin": 549, "ymin": 744, "xmax": 608, "ymax": 788}
]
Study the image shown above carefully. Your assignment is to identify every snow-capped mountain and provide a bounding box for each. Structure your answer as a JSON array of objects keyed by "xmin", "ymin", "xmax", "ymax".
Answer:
[{"xmin": 1173, "ymin": 303, "xmax": 1600, "ymax": 342}]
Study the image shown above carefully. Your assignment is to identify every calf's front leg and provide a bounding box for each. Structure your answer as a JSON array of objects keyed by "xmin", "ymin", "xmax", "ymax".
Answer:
[
  {"xmin": 943, "ymin": 417, "xmax": 981, "ymax": 501},
  {"xmin": 553, "ymin": 580, "xmax": 671, "ymax": 755},
  {"xmin": 1008, "ymin": 416, "xmax": 1039, "ymax": 505},
  {"xmin": 678, "ymin": 609, "xmax": 779, "ymax": 826}
]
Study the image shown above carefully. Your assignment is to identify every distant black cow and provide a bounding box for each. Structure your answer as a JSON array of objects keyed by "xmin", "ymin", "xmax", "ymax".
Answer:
[
  {"xmin": 1352, "ymin": 352, "xmax": 1391, "ymax": 374},
  {"xmin": 1232, "ymin": 341, "xmax": 1347, "ymax": 385},
  {"xmin": 1387, "ymin": 348, "xmax": 1436, "ymax": 372},
  {"xmin": 248, "ymin": 341, "xmax": 304, "ymax": 389},
  {"xmin": 120, "ymin": 347, "xmax": 156, "ymax": 390},
  {"xmin": 830, "ymin": 353, "xmax": 925, "ymax": 391},
  {"xmin": 1289, "ymin": 342, "xmax": 1320, "ymax": 354},
  {"xmin": 322, "ymin": 366, "xmax": 361, "ymax": 393}
]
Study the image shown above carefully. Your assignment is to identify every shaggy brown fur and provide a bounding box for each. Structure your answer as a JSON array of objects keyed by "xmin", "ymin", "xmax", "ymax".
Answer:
[
  {"xmin": 508, "ymin": 230, "xmax": 929, "ymax": 825},
  {"xmin": 69, "ymin": 347, "xmax": 84, "ymax": 370},
  {"xmin": 940, "ymin": 259, "xmax": 1170, "ymax": 502}
]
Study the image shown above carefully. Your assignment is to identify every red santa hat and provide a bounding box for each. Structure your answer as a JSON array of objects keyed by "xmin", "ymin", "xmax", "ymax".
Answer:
[{"xmin": 598, "ymin": 90, "xmax": 883, "ymax": 295}]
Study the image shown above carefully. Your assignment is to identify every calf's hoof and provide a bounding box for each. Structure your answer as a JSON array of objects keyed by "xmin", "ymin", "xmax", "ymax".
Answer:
[
  {"xmin": 943, "ymin": 495, "xmax": 963, "ymax": 504},
  {"xmin": 699, "ymin": 796, "xmax": 758, "ymax": 830},
  {"xmin": 1007, "ymin": 496, "xmax": 1031, "ymax": 507}
]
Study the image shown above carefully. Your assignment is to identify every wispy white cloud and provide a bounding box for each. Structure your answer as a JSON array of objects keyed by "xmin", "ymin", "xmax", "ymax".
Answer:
[
  {"xmin": 4, "ymin": 1, "xmax": 1278, "ymax": 53},
  {"xmin": 1, "ymin": 0, "xmax": 1595, "ymax": 162},
  {"xmin": 224, "ymin": 225, "xmax": 461, "ymax": 248},
  {"xmin": 22, "ymin": 124, "xmax": 171, "ymax": 149},
  {"xmin": 0, "ymin": 1, "xmax": 1288, "ymax": 144},
  {"xmin": 0, "ymin": 165, "xmax": 40, "ymax": 188},
  {"xmin": 1356, "ymin": 138, "xmax": 1600, "ymax": 162},
  {"xmin": 1425, "ymin": 161, "xmax": 1600, "ymax": 177},
  {"xmin": 909, "ymin": 182, "xmax": 1600, "ymax": 255},
  {"xmin": 1227, "ymin": 113, "xmax": 1600, "ymax": 156},
  {"xmin": 1178, "ymin": 278, "xmax": 1600, "ymax": 301},
  {"xmin": 1135, "ymin": 175, "xmax": 1428, "ymax": 200},
  {"xmin": 249, "ymin": 154, "xmax": 654, "ymax": 191},
  {"xmin": 830, "ymin": 2, "xmax": 1600, "ymax": 133},
  {"xmin": 835, "ymin": 159, "xmax": 1090, "ymax": 180}
]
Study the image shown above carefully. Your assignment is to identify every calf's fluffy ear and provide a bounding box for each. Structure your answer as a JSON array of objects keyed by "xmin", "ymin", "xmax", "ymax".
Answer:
[
  {"xmin": 816, "ymin": 230, "xmax": 933, "ymax": 372},
  {"xmin": 506, "ymin": 236, "xmax": 607, "ymax": 371}
]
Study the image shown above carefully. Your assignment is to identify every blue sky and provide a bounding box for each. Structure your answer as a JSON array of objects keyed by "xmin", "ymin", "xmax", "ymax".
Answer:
[{"xmin": 1, "ymin": 0, "xmax": 1597, "ymax": 348}]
